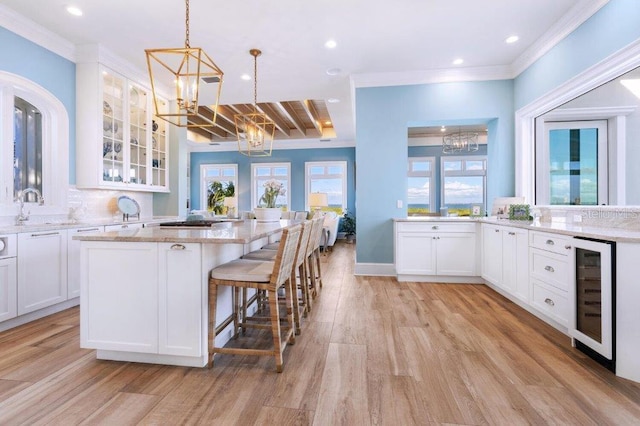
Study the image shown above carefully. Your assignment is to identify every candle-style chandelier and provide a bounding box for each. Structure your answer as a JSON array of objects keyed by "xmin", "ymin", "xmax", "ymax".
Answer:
[{"xmin": 145, "ymin": 0, "xmax": 223, "ymax": 128}]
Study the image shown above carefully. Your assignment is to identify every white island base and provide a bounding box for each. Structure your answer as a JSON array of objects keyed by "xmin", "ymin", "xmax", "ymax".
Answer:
[{"xmin": 78, "ymin": 222, "xmax": 277, "ymax": 367}]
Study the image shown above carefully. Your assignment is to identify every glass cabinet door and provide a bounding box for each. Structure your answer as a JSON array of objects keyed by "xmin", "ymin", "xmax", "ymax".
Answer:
[
  {"xmin": 128, "ymin": 83, "xmax": 148, "ymax": 185},
  {"xmin": 152, "ymin": 100, "xmax": 167, "ymax": 187},
  {"xmin": 102, "ymin": 71, "xmax": 125, "ymax": 184}
]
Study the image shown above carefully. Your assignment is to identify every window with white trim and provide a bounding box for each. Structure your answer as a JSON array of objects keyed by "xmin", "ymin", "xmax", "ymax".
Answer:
[
  {"xmin": 251, "ymin": 163, "xmax": 290, "ymax": 210},
  {"xmin": 441, "ymin": 156, "xmax": 487, "ymax": 215},
  {"xmin": 305, "ymin": 161, "xmax": 347, "ymax": 213},
  {"xmin": 407, "ymin": 157, "xmax": 435, "ymax": 215},
  {"xmin": 200, "ymin": 164, "xmax": 237, "ymax": 214}
]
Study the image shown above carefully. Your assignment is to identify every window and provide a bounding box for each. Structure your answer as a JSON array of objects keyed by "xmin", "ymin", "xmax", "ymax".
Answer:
[
  {"xmin": 251, "ymin": 163, "xmax": 290, "ymax": 210},
  {"xmin": 200, "ymin": 164, "xmax": 237, "ymax": 213},
  {"xmin": 0, "ymin": 71, "xmax": 69, "ymax": 216},
  {"xmin": 441, "ymin": 156, "xmax": 487, "ymax": 215},
  {"xmin": 407, "ymin": 157, "xmax": 435, "ymax": 215},
  {"xmin": 305, "ymin": 161, "xmax": 347, "ymax": 213},
  {"xmin": 536, "ymin": 120, "xmax": 608, "ymax": 205}
]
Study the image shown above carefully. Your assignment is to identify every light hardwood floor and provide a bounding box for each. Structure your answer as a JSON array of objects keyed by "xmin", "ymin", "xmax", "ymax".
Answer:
[{"xmin": 1, "ymin": 241, "xmax": 640, "ymax": 424}]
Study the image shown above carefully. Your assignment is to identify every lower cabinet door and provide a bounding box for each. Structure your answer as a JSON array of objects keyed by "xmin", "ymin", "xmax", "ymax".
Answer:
[
  {"xmin": 437, "ymin": 233, "xmax": 477, "ymax": 276},
  {"xmin": 0, "ymin": 257, "xmax": 17, "ymax": 322},
  {"xmin": 18, "ymin": 230, "xmax": 68, "ymax": 315},
  {"xmin": 159, "ymin": 242, "xmax": 203, "ymax": 357},
  {"xmin": 81, "ymin": 242, "xmax": 159, "ymax": 353},
  {"xmin": 396, "ymin": 232, "xmax": 436, "ymax": 275}
]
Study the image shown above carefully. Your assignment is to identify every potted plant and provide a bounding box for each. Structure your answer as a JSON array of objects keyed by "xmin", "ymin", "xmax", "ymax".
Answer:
[
  {"xmin": 339, "ymin": 210, "xmax": 356, "ymax": 243},
  {"xmin": 207, "ymin": 181, "xmax": 235, "ymax": 215},
  {"xmin": 254, "ymin": 179, "xmax": 286, "ymax": 221}
]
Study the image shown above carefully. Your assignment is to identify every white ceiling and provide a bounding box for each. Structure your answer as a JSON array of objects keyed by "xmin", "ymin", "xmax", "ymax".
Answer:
[{"xmin": 0, "ymin": 0, "xmax": 609, "ymax": 148}]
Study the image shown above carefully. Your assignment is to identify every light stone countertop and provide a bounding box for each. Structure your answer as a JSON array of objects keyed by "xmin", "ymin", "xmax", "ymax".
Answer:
[
  {"xmin": 73, "ymin": 219, "xmax": 290, "ymax": 244},
  {"xmin": 394, "ymin": 216, "xmax": 640, "ymax": 243},
  {"xmin": 0, "ymin": 216, "xmax": 179, "ymax": 234}
]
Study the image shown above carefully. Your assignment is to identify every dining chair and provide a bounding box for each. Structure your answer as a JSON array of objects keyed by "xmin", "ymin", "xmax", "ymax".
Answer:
[{"xmin": 208, "ymin": 224, "xmax": 302, "ymax": 372}]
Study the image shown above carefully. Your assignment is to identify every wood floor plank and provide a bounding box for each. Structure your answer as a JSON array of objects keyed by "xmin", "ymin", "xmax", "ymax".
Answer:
[
  {"xmin": 78, "ymin": 392, "xmax": 160, "ymax": 425},
  {"xmin": 313, "ymin": 342, "xmax": 369, "ymax": 425},
  {"xmin": 253, "ymin": 405, "xmax": 313, "ymax": 425}
]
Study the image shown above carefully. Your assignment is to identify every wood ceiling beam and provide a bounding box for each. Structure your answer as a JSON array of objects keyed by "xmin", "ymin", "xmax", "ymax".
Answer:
[
  {"xmin": 302, "ymin": 99, "xmax": 323, "ymax": 136},
  {"xmin": 256, "ymin": 102, "xmax": 291, "ymax": 137},
  {"xmin": 278, "ymin": 102, "xmax": 307, "ymax": 136}
]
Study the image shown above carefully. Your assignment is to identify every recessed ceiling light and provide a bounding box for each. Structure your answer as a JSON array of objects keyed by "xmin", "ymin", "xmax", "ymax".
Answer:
[
  {"xmin": 324, "ymin": 120, "xmax": 332, "ymax": 126},
  {"xmin": 327, "ymin": 98, "xmax": 341, "ymax": 103},
  {"xmin": 324, "ymin": 39, "xmax": 337, "ymax": 49},
  {"xmin": 240, "ymin": 74, "xmax": 251, "ymax": 81},
  {"xmin": 505, "ymin": 35, "xmax": 519, "ymax": 44},
  {"xmin": 452, "ymin": 58, "xmax": 464, "ymax": 65},
  {"xmin": 326, "ymin": 68, "xmax": 341, "ymax": 76},
  {"xmin": 66, "ymin": 5, "xmax": 83, "ymax": 16}
]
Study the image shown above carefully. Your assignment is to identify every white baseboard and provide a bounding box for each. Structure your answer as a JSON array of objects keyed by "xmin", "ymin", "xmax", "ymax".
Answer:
[
  {"xmin": 354, "ymin": 263, "xmax": 396, "ymax": 276},
  {"xmin": 397, "ymin": 274, "xmax": 484, "ymax": 283},
  {"xmin": 0, "ymin": 298, "xmax": 79, "ymax": 333}
]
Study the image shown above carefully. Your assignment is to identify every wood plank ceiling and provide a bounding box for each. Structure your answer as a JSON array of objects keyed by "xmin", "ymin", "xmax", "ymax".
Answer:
[{"xmin": 190, "ymin": 99, "xmax": 335, "ymax": 143}]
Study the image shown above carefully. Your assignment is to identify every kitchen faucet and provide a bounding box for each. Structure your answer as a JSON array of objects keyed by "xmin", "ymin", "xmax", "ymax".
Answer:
[{"xmin": 15, "ymin": 188, "xmax": 44, "ymax": 225}]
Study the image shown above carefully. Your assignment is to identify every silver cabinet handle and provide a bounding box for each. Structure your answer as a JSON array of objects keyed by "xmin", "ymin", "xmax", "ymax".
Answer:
[
  {"xmin": 544, "ymin": 265, "xmax": 555, "ymax": 272},
  {"xmin": 546, "ymin": 239, "xmax": 554, "ymax": 245},
  {"xmin": 508, "ymin": 232, "xmax": 515, "ymax": 235},
  {"xmin": 544, "ymin": 298, "xmax": 555, "ymax": 306},
  {"xmin": 565, "ymin": 245, "xmax": 572, "ymax": 250},
  {"xmin": 76, "ymin": 227, "xmax": 100, "ymax": 233},
  {"xmin": 495, "ymin": 229, "xmax": 500, "ymax": 232},
  {"xmin": 171, "ymin": 244, "xmax": 186, "ymax": 250},
  {"xmin": 432, "ymin": 225, "xmax": 439, "ymax": 230},
  {"xmin": 31, "ymin": 231, "xmax": 59, "ymax": 237}
]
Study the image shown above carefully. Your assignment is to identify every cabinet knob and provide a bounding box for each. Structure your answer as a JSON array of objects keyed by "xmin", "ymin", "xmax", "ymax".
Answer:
[
  {"xmin": 544, "ymin": 265, "xmax": 555, "ymax": 273},
  {"xmin": 432, "ymin": 226, "xmax": 439, "ymax": 230},
  {"xmin": 171, "ymin": 244, "xmax": 186, "ymax": 250},
  {"xmin": 544, "ymin": 298, "xmax": 555, "ymax": 306},
  {"xmin": 565, "ymin": 245, "xmax": 572, "ymax": 250},
  {"xmin": 495, "ymin": 229, "xmax": 500, "ymax": 233},
  {"xmin": 546, "ymin": 239, "xmax": 555, "ymax": 245},
  {"xmin": 508, "ymin": 232, "xmax": 515, "ymax": 235}
]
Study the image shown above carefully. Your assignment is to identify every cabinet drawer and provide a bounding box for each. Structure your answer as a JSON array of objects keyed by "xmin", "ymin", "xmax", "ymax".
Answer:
[
  {"xmin": 530, "ymin": 279, "xmax": 568, "ymax": 326},
  {"xmin": 529, "ymin": 231, "xmax": 572, "ymax": 255},
  {"xmin": 530, "ymin": 248, "xmax": 570, "ymax": 291},
  {"xmin": 397, "ymin": 222, "xmax": 476, "ymax": 233}
]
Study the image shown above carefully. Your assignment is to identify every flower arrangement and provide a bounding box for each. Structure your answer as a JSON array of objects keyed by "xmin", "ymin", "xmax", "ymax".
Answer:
[{"xmin": 259, "ymin": 179, "xmax": 286, "ymax": 208}]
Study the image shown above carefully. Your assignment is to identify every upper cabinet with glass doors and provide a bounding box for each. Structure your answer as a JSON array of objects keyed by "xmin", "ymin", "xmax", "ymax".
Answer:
[{"xmin": 76, "ymin": 63, "xmax": 169, "ymax": 192}]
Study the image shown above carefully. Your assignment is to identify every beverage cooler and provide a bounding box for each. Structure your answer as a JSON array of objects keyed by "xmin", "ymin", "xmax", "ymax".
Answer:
[{"xmin": 569, "ymin": 237, "xmax": 615, "ymax": 372}]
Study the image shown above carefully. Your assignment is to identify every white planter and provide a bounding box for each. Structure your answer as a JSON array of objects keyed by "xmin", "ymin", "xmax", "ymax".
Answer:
[{"xmin": 253, "ymin": 207, "xmax": 281, "ymax": 222}]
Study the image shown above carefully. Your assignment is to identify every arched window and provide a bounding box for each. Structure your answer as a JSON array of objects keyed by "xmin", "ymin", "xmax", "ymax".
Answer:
[{"xmin": 0, "ymin": 71, "xmax": 69, "ymax": 217}]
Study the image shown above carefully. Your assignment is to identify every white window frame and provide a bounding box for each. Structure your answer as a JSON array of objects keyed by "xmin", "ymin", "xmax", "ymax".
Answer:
[
  {"xmin": 440, "ymin": 155, "xmax": 487, "ymax": 211},
  {"xmin": 200, "ymin": 163, "xmax": 238, "ymax": 211},
  {"xmin": 304, "ymin": 161, "xmax": 347, "ymax": 212},
  {"xmin": 407, "ymin": 156, "xmax": 435, "ymax": 215},
  {"xmin": 0, "ymin": 71, "xmax": 69, "ymax": 217},
  {"xmin": 251, "ymin": 162, "xmax": 291, "ymax": 210},
  {"xmin": 536, "ymin": 116, "xmax": 610, "ymax": 205}
]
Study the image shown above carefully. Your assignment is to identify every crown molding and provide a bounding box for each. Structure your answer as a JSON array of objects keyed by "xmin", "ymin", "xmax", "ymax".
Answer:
[
  {"xmin": 0, "ymin": 4, "xmax": 75, "ymax": 62},
  {"xmin": 351, "ymin": 65, "xmax": 512, "ymax": 89},
  {"xmin": 510, "ymin": 0, "xmax": 610, "ymax": 77},
  {"xmin": 188, "ymin": 138, "xmax": 355, "ymax": 153}
]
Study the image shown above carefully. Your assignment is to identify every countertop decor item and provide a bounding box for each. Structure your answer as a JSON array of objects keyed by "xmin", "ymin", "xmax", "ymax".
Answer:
[
  {"xmin": 117, "ymin": 195, "xmax": 140, "ymax": 221},
  {"xmin": 508, "ymin": 204, "xmax": 531, "ymax": 220},
  {"xmin": 259, "ymin": 179, "xmax": 285, "ymax": 208},
  {"xmin": 253, "ymin": 207, "xmax": 281, "ymax": 222}
]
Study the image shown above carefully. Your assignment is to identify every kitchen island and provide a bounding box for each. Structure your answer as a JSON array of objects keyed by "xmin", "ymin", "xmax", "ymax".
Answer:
[{"xmin": 75, "ymin": 220, "xmax": 289, "ymax": 367}]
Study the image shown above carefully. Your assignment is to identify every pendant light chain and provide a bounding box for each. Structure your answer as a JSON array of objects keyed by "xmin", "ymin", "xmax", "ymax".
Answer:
[
  {"xmin": 184, "ymin": 0, "xmax": 190, "ymax": 48},
  {"xmin": 253, "ymin": 52, "xmax": 258, "ymax": 112}
]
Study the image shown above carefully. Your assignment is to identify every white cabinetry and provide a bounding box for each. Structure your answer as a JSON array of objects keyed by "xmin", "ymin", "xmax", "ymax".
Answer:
[
  {"xmin": 395, "ymin": 222, "xmax": 477, "ymax": 281},
  {"xmin": 104, "ymin": 223, "xmax": 144, "ymax": 232},
  {"xmin": 17, "ymin": 230, "xmax": 68, "ymax": 315},
  {"xmin": 76, "ymin": 63, "xmax": 169, "ymax": 192},
  {"xmin": 81, "ymin": 241, "xmax": 203, "ymax": 360},
  {"xmin": 529, "ymin": 231, "xmax": 572, "ymax": 327},
  {"xmin": 481, "ymin": 223, "xmax": 529, "ymax": 302},
  {"xmin": 0, "ymin": 259, "xmax": 17, "ymax": 322},
  {"xmin": 67, "ymin": 226, "xmax": 104, "ymax": 299}
]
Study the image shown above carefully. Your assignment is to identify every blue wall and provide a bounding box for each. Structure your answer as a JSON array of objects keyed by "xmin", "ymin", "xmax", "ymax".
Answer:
[
  {"xmin": 0, "ymin": 27, "xmax": 76, "ymax": 183},
  {"xmin": 515, "ymin": 0, "xmax": 640, "ymax": 109},
  {"xmin": 355, "ymin": 81, "xmax": 514, "ymax": 265},
  {"xmin": 190, "ymin": 147, "xmax": 356, "ymax": 214}
]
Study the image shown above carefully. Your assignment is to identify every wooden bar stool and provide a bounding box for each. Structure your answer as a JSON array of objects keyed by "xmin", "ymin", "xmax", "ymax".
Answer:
[{"xmin": 208, "ymin": 224, "xmax": 302, "ymax": 373}]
